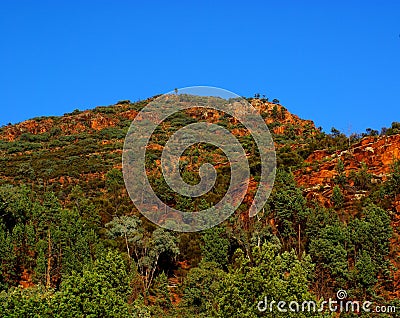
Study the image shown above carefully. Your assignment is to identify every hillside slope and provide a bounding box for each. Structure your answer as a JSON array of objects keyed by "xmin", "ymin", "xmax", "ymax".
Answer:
[{"xmin": 0, "ymin": 97, "xmax": 399, "ymax": 315}]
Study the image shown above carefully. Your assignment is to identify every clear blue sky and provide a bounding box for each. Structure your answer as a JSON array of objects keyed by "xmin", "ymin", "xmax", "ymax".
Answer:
[{"xmin": 1, "ymin": 0, "xmax": 399, "ymax": 133}]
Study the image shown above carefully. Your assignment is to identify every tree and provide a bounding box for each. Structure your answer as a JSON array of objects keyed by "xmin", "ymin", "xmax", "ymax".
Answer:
[
  {"xmin": 150, "ymin": 271, "xmax": 172, "ymax": 309},
  {"xmin": 363, "ymin": 128, "xmax": 378, "ymax": 137},
  {"xmin": 331, "ymin": 185, "xmax": 344, "ymax": 209},
  {"xmin": 352, "ymin": 250, "xmax": 377, "ymax": 292},
  {"xmin": 68, "ymin": 185, "xmax": 100, "ymax": 230},
  {"xmin": 106, "ymin": 217, "xmax": 179, "ymax": 292},
  {"xmin": 141, "ymin": 228, "xmax": 179, "ymax": 291},
  {"xmin": 267, "ymin": 169, "xmax": 309, "ymax": 253},
  {"xmin": 333, "ymin": 159, "xmax": 346, "ymax": 186},
  {"xmin": 106, "ymin": 215, "xmax": 141, "ymax": 263},
  {"xmin": 272, "ymin": 98, "xmax": 280, "ymax": 104},
  {"xmin": 214, "ymin": 243, "xmax": 321, "ymax": 318},
  {"xmin": 105, "ymin": 168, "xmax": 125, "ymax": 213},
  {"xmin": 349, "ymin": 162, "xmax": 372, "ymax": 190},
  {"xmin": 349, "ymin": 204, "xmax": 392, "ymax": 267},
  {"xmin": 330, "ymin": 127, "xmax": 341, "ymax": 138},
  {"xmin": 201, "ymin": 227, "xmax": 229, "ymax": 269},
  {"xmin": 54, "ymin": 249, "xmax": 133, "ymax": 318},
  {"xmin": 309, "ymin": 224, "xmax": 349, "ymax": 297},
  {"xmin": 181, "ymin": 261, "xmax": 225, "ymax": 315},
  {"xmin": 385, "ymin": 121, "xmax": 400, "ymax": 135}
]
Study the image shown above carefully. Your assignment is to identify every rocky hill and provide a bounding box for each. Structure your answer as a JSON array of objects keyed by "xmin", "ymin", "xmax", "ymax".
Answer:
[
  {"xmin": 0, "ymin": 96, "xmax": 399, "ymax": 313},
  {"xmin": 0, "ymin": 98, "xmax": 317, "ymax": 191},
  {"xmin": 295, "ymin": 134, "xmax": 400, "ymax": 208}
]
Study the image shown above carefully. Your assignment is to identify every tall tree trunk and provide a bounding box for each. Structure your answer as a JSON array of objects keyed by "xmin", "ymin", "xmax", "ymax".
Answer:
[{"xmin": 124, "ymin": 233, "xmax": 131, "ymax": 263}]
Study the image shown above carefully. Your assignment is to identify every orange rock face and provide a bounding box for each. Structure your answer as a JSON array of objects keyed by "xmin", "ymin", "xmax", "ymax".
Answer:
[
  {"xmin": 3, "ymin": 118, "xmax": 54, "ymax": 141},
  {"xmin": 251, "ymin": 100, "xmax": 317, "ymax": 137},
  {"xmin": 60, "ymin": 111, "xmax": 118, "ymax": 134},
  {"xmin": 1, "ymin": 110, "xmax": 121, "ymax": 140},
  {"xmin": 295, "ymin": 134, "xmax": 400, "ymax": 189},
  {"xmin": 120, "ymin": 110, "xmax": 138, "ymax": 120},
  {"xmin": 90, "ymin": 114, "xmax": 117, "ymax": 130},
  {"xmin": 305, "ymin": 150, "xmax": 330, "ymax": 163}
]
